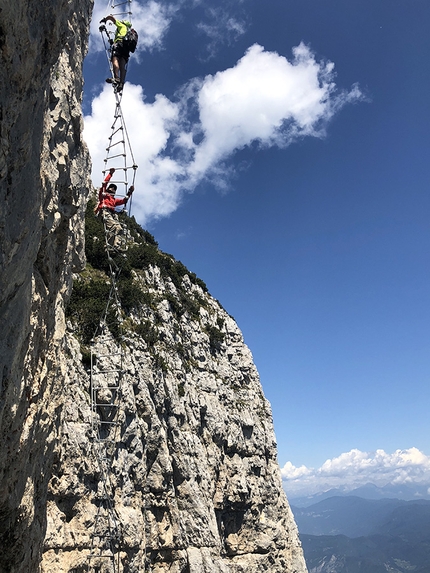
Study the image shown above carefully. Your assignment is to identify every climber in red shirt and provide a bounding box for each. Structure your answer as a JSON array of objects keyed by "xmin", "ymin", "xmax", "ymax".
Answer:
[{"xmin": 95, "ymin": 168, "xmax": 134, "ymax": 251}]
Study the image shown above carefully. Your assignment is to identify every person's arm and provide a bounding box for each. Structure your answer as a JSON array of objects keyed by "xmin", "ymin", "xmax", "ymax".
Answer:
[
  {"xmin": 101, "ymin": 167, "xmax": 114, "ymax": 191},
  {"xmin": 98, "ymin": 168, "xmax": 115, "ymax": 202},
  {"xmin": 100, "ymin": 14, "xmax": 117, "ymax": 25},
  {"xmin": 124, "ymin": 185, "xmax": 134, "ymax": 204},
  {"xmin": 94, "ymin": 184, "xmax": 105, "ymax": 214},
  {"xmin": 103, "ymin": 167, "xmax": 115, "ymax": 185},
  {"xmin": 114, "ymin": 186, "xmax": 134, "ymax": 208}
]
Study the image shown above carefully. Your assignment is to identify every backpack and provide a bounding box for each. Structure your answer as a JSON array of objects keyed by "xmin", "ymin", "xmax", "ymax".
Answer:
[{"xmin": 123, "ymin": 28, "xmax": 138, "ymax": 53}]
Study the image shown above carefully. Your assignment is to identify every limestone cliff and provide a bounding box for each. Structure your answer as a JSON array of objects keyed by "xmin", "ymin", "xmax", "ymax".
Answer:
[
  {"xmin": 0, "ymin": 2, "xmax": 307, "ymax": 572},
  {"xmin": 0, "ymin": 0, "xmax": 92, "ymax": 571},
  {"xmin": 37, "ymin": 211, "xmax": 307, "ymax": 572}
]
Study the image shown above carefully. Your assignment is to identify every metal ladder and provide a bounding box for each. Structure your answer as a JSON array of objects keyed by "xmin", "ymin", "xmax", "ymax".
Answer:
[
  {"xmin": 86, "ymin": 3, "xmax": 142, "ymax": 569},
  {"xmin": 103, "ymin": 95, "xmax": 138, "ymax": 219},
  {"xmin": 105, "ymin": 0, "xmax": 133, "ymax": 21},
  {"xmin": 87, "ymin": 270, "xmax": 125, "ymax": 572}
]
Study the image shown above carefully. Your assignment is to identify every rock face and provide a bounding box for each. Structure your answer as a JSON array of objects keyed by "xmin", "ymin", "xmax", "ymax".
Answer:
[
  {"xmin": 0, "ymin": 0, "xmax": 92, "ymax": 571},
  {"xmin": 0, "ymin": 2, "xmax": 307, "ymax": 573},
  {"xmin": 41, "ymin": 252, "xmax": 307, "ymax": 572}
]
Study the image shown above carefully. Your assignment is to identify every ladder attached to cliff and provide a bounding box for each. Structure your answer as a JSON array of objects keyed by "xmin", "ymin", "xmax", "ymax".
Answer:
[
  {"xmin": 86, "ymin": 2, "xmax": 146, "ymax": 569},
  {"xmin": 87, "ymin": 265, "xmax": 125, "ymax": 573},
  {"xmin": 86, "ymin": 251, "xmax": 153, "ymax": 572}
]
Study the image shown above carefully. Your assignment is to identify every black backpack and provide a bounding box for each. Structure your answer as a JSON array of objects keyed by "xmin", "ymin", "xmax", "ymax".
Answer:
[{"xmin": 123, "ymin": 28, "xmax": 138, "ymax": 53}]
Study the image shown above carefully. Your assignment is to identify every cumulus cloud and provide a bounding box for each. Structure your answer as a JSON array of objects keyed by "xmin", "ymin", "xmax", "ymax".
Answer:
[
  {"xmin": 187, "ymin": 43, "xmax": 361, "ymax": 178},
  {"xmin": 89, "ymin": 0, "xmax": 174, "ymax": 54},
  {"xmin": 281, "ymin": 448, "xmax": 430, "ymax": 497},
  {"xmin": 83, "ymin": 42, "xmax": 362, "ymax": 225}
]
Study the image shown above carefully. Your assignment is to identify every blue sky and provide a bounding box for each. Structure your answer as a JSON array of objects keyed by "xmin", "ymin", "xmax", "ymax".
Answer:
[{"xmin": 83, "ymin": 0, "xmax": 430, "ymax": 496}]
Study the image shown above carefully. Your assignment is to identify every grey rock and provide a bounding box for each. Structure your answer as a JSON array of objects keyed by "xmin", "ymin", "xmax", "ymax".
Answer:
[
  {"xmin": 0, "ymin": 0, "xmax": 92, "ymax": 571},
  {"xmin": 40, "ymin": 270, "xmax": 307, "ymax": 572}
]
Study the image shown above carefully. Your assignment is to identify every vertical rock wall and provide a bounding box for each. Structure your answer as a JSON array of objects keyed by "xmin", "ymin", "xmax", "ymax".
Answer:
[
  {"xmin": 0, "ymin": 1, "xmax": 92, "ymax": 571},
  {"xmin": 41, "ymin": 266, "xmax": 307, "ymax": 573}
]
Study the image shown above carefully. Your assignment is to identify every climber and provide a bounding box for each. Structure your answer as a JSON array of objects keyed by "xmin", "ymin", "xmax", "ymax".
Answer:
[
  {"xmin": 99, "ymin": 15, "xmax": 133, "ymax": 93},
  {"xmin": 94, "ymin": 168, "xmax": 134, "ymax": 252}
]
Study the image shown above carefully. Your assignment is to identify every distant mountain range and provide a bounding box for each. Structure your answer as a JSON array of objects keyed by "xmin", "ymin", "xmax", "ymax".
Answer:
[
  {"xmin": 290, "ymin": 494, "xmax": 430, "ymax": 573},
  {"xmin": 289, "ymin": 481, "xmax": 430, "ymax": 507},
  {"xmin": 300, "ymin": 532, "xmax": 430, "ymax": 573}
]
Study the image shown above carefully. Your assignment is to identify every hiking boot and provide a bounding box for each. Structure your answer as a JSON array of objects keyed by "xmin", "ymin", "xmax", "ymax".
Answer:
[
  {"xmin": 115, "ymin": 82, "xmax": 124, "ymax": 93},
  {"xmin": 106, "ymin": 77, "xmax": 120, "ymax": 85}
]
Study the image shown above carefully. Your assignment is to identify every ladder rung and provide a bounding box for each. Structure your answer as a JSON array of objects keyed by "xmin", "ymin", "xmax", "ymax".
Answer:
[
  {"xmin": 104, "ymin": 153, "xmax": 126, "ymax": 160},
  {"xmin": 109, "ymin": 127, "xmax": 123, "ymax": 138},
  {"xmin": 103, "ymin": 165, "xmax": 137, "ymax": 172},
  {"xmin": 106, "ymin": 139, "xmax": 125, "ymax": 147}
]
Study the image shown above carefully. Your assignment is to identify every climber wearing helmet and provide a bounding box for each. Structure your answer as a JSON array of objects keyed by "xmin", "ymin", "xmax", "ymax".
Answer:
[
  {"xmin": 95, "ymin": 168, "xmax": 134, "ymax": 252},
  {"xmin": 99, "ymin": 14, "xmax": 132, "ymax": 93}
]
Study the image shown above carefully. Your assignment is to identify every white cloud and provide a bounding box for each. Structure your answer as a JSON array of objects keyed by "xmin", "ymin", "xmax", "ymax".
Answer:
[
  {"xmin": 282, "ymin": 461, "xmax": 313, "ymax": 480},
  {"xmin": 83, "ymin": 43, "xmax": 363, "ymax": 225},
  {"xmin": 196, "ymin": 6, "xmax": 247, "ymax": 59},
  {"xmin": 188, "ymin": 43, "xmax": 360, "ymax": 179},
  {"xmin": 281, "ymin": 448, "xmax": 430, "ymax": 497},
  {"xmin": 89, "ymin": 0, "xmax": 174, "ymax": 54}
]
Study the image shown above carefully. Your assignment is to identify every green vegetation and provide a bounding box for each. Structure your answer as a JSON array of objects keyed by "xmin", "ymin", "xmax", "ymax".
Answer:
[
  {"xmin": 66, "ymin": 277, "xmax": 112, "ymax": 343},
  {"xmin": 153, "ymin": 353, "xmax": 168, "ymax": 373},
  {"xmin": 165, "ymin": 291, "xmax": 201, "ymax": 321},
  {"xmin": 66, "ymin": 199, "xmax": 211, "ymax": 356},
  {"xmin": 204, "ymin": 325, "xmax": 225, "ymax": 355},
  {"xmin": 177, "ymin": 382, "xmax": 185, "ymax": 397},
  {"xmin": 134, "ymin": 320, "xmax": 158, "ymax": 346},
  {"xmin": 84, "ymin": 197, "xmax": 207, "ymax": 292}
]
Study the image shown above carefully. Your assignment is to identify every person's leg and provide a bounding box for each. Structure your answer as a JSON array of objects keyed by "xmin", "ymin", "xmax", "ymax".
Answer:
[
  {"xmin": 111, "ymin": 55, "xmax": 120, "ymax": 81},
  {"xmin": 119, "ymin": 57, "xmax": 126, "ymax": 84},
  {"xmin": 116, "ymin": 54, "xmax": 129, "ymax": 92},
  {"xmin": 102, "ymin": 210, "xmax": 122, "ymax": 248}
]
